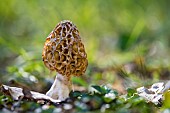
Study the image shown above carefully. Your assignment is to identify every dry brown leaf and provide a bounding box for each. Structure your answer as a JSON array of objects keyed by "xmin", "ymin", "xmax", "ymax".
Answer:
[{"xmin": 1, "ymin": 85, "xmax": 61, "ymax": 104}]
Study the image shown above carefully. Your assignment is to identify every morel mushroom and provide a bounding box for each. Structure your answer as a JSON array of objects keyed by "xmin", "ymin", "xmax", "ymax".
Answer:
[{"xmin": 42, "ymin": 20, "xmax": 88, "ymax": 101}]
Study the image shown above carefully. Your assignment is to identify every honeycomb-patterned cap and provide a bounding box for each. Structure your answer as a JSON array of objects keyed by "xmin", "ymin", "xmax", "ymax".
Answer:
[{"xmin": 42, "ymin": 20, "xmax": 88, "ymax": 76}]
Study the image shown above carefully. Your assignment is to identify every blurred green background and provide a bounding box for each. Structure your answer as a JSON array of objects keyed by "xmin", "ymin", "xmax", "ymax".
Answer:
[{"xmin": 0, "ymin": 0, "xmax": 170, "ymax": 93}]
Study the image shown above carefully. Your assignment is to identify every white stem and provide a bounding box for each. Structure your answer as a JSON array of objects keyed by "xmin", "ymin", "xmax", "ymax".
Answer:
[{"xmin": 46, "ymin": 73, "xmax": 72, "ymax": 101}]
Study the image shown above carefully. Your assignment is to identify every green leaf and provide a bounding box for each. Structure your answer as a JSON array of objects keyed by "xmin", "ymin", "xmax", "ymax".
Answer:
[
  {"xmin": 163, "ymin": 90, "xmax": 170, "ymax": 108},
  {"xmin": 92, "ymin": 85, "xmax": 107, "ymax": 94},
  {"xmin": 127, "ymin": 88, "xmax": 136, "ymax": 97},
  {"xmin": 69, "ymin": 91, "xmax": 82, "ymax": 98}
]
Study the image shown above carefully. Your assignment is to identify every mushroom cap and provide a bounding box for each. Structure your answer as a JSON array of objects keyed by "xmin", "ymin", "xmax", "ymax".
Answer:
[{"xmin": 42, "ymin": 20, "xmax": 88, "ymax": 76}]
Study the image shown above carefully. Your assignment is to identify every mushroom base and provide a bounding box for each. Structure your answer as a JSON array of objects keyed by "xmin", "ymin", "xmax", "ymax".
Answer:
[{"xmin": 46, "ymin": 73, "xmax": 72, "ymax": 101}]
